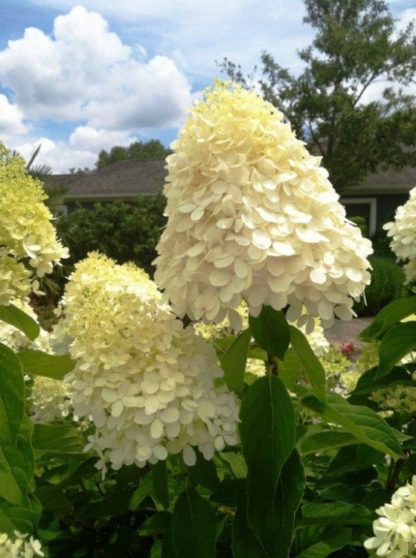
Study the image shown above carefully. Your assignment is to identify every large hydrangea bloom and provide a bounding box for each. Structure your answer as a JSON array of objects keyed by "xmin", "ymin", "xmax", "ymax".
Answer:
[
  {"xmin": 364, "ymin": 476, "xmax": 416, "ymax": 557},
  {"xmin": 154, "ymin": 82, "xmax": 372, "ymax": 328},
  {"xmin": 0, "ymin": 532, "xmax": 43, "ymax": 558},
  {"xmin": 0, "ymin": 143, "xmax": 68, "ymax": 305},
  {"xmin": 384, "ymin": 186, "xmax": 416, "ymax": 283},
  {"xmin": 59, "ymin": 253, "xmax": 239, "ymax": 471}
]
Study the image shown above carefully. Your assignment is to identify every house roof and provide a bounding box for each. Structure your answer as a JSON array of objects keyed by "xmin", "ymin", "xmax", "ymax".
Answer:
[
  {"xmin": 51, "ymin": 157, "xmax": 416, "ymax": 201},
  {"xmin": 342, "ymin": 165, "xmax": 416, "ymax": 196},
  {"xmin": 52, "ymin": 158, "xmax": 167, "ymax": 200}
]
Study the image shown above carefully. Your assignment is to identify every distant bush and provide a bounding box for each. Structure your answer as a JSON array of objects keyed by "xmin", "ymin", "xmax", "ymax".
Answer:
[
  {"xmin": 370, "ymin": 226, "xmax": 396, "ymax": 259},
  {"xmin": 355, "ymin": 256, "xmax": 406, "ymax": 316},
  {"xmin": 58, "ymin": 194, "xmax": 166, "ymax": 276},
  {"xmin": 349, "ymin": 215, "xmax": 368, "ymax": 237}
]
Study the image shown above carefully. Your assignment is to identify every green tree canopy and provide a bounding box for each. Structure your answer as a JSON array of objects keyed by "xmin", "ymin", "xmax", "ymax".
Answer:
[
  {"xmin": 221, "ymin": 0, "xmax": 416, "ymax": 191},
  {"xmin": 96, "ymin": 139, "xmax": 170, "ymax": 169}
]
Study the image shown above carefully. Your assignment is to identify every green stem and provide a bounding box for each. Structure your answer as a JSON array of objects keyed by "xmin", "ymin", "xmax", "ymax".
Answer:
[{"xmin": 267, "ymin": 352, "xmax": 279, "ymax": 376}]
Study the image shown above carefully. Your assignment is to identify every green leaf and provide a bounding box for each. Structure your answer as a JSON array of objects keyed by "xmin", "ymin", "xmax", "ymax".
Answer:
[
  {"xmin": 0, "ymin": 498, "xmax": 41, "ymax": 536},
  {"xmin": 350, "ymin": 366, "xmax": 411, "ymax": 403},
  {"xmin": 273, "ymin": 450, "xmax": 305, "ymax": 558},
  {"xmin": 36, "ymin": 485, "xmax": 70, "ymax": 513},
  {"xmin": 32, "ymin": 423, "xmax": 86, "ymax": 454},
  {"xmin": 19, "ymin": 350, "xmax": 75, "ymax": 380},
  {"xmin": 171, "ymin": 488, "xmax": 216, "ymax": 558},
  {"xmin": 152, "ymin": 460, "xmax": 169, "ymax": 510},
  {"xmin": 220, "ymin": 452, "xmax": 247, "ymax": 479},
  {"xmin": 232, "ymin": 489, "xmax": 268, "ymax": 558},
  {"xmin": 0, "ymin": 343, "xmax": 24, "ymax": 444},
  {"xmin": 129, "ymin": 473, "xmax": 154, "ymax": 511},
  {"xmin": 188, "ymin": 450, "xmax": 219, "ymax": 491},
  {"xmin": 289, "ymin": 326, "xmax": 326, "ymax": 402},
  {"xmin": 220, "ymin": 329, "xmax": 251, "ymax": 395},
  {"xmin": 296, "ymin": 528, "xmax": 352, "ymax": 558},
  {"xmin": 299, "ymin": 430, "xmax": 358, "ymax": 456},
  {"xmin": 278, "ymin": 348, "xmax": 303, "ymax": 390},
  {"xmin": 301, "ymin": 502, "xmax": 373, "ymax": 526},
  {"xmin": 0, "ymin": 446, "xmax": 25, "ymax": 505},
  {"xmin": 139, "ymin": 512, "xmax": 171, "ymax": 536},
  {"xmin": 240, "ymin": 375, "xmax": 296, "ymax": 553},
  {"xmin": 360, "ymin": 297, "xmax": 416, "ymax": 341},
  {"xmin": 0, "ymin": 304, "xmax": 40, "ymax": 342},
  {"xmin": 378, "ymin": 322, "xmax": 416, "ymax": 376},
  {"xmin": 249, "ymin": 306, "xmax": 290, "ymax": 360},
  {"xmin": 301, "ymin": 393, "xmax": 402, "ymax": 458}
]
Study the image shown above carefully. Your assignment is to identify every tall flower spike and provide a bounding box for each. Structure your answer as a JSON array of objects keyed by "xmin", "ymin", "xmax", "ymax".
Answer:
[
  {"xmin": 0, "ymin": 143, "xmax": 68, "ymax": 305},
  {"xmin": 154, "ymin": 82, "xmax": 372, "ymax": 328},
  {"xmin": 60, "ymin": 253, "xmax": 239, "ymax": 472},
  {"xmin": 384, "ymin": 186, "xmax": 416, "ymax": 284}
]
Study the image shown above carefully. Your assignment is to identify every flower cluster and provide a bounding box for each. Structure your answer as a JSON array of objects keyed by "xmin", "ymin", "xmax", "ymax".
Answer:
[
  {"xmin": 384, "ymin": 186, "xmax": 416, "ymax": 284},
  {"xmin": 0, "ymin": 532, "xmax": 43, "ymax": 558},
  {"xmin": 365, "ymin": 476, "xmax": 416, "ymax": 557},
  {"xmin": 154, "ymin": 82, "xmax": 372, "ymax": 328},
  {"xmin": 30, "ymin": 376, "xmax": 72, "ymax": 423},
  {"xmin": 59, "ymin": 253, "xmax": 239, "ymax": 471},
  {"xmin": 0, "ymin": 144, "xmax": 68, "ymax": 305}
]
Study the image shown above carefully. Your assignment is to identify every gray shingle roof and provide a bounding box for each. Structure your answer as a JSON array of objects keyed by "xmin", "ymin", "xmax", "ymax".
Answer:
[
  {"xmin": 52, "ymin": 158, "xmax": 167, "ymax": 200},
  {"xmin": 343, "ymin": 165, "xmax": 416, "ymax": 195},
  {"xmin": 51, "ymin": 157, "xmax": 416, "ymax": 200}
]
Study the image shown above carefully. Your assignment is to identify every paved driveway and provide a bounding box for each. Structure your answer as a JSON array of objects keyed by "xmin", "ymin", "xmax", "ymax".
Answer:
[{"xmin": 324, "ymin": 317, "xmax": 374, "ymax": 347}]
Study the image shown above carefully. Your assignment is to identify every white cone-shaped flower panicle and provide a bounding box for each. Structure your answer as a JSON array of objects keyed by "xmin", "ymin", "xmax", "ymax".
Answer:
[
  {"xmin": 0, "ymin": 143, "xmax": 68, "ymax": 305},
  {"xmin": 59, "ymin": 253, "xmax": 239, "ymax": 471},
  {"xmin": 384, "ymin": 186, "xmax": 416, "ymax": 284},
  {"xmin": 154, "ymin": 82, "xmax": 372, "ymax": 328},
  {"xmin": 0, "ymin": 532, "xmax": 44, "ymax": 558},
  {"xmin": 364, "ymin": 476, "xmax": 416, "ymax": 557}
]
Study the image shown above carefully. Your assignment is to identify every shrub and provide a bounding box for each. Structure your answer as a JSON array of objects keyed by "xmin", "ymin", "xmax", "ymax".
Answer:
[
  {"xmin": 355, "ymin": 256, "xmax": 406, "ymax": 316},
  {"xmin": 57, "ymin": 194, "xmax": 166, "ymax": 276}
]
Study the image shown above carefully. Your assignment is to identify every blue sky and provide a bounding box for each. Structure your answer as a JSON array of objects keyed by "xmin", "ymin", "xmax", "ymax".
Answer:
[{"xmin": 0, "ymin": 0, "xmax": 414, "ymax": 172}]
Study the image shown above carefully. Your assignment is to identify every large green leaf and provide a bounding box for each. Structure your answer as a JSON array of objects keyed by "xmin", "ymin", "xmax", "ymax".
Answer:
[
  {"xmin": 232, "ymin": 489, "xmax": 268, "ymax": 558},
  {"xmin": 220, "ymin": 329, "xmax": 251, "ymax": 395},
  {"xmin": 378, "ymin": 322, "xmax": 416, "ymax": 376},
  {"xmin": 240, "ymin": 375, "xmax": 296, "ymax": 554},
  {"xmin": 19, "ymin": 350, "xmax": 75, "ymax": 380},
  {"xmin": 301, "ymin": 502, "xmax": 373, "ymax": 526},
  {"xmin": 32, "ymin": 423, "xmax": 85, "ymax": 454},
  {"xmin": 360, "ymin": 297, "xmax": 416, "ymax": 340},
  {"xmin": 289, "ymin": 326, "xmax": 326, "ymax": 402},
  {"xmin": 301, "ymin": 394, "xmax": 402, "ymax": 458},
  {"xmin": 299, "ymin": 430, "xmax": 358, "ymax": 456},
  {"xmin": 296, "ymin": 528, "xmax": 352, "ymax": 558},
  {"xmin": 0, "ymin": 447, "xmax": 26, "ymax": 505},
  {"xmin": 249, "ymin": 306, "xmax": 290, "ymax": 360},
  {"xmin": 171, "ymin": 488, "xmax": 216, "ymax": 558},
  {"xmin": 0, "ymin": 304, "xmax": 40, "ymax": 341},
  {"xmin": 273, "ymin": 450, "xmax": 305, "ymax": 558},
  {"xmin": 0, "ymin": 343, "xmax": 24, "ymax": 444}
]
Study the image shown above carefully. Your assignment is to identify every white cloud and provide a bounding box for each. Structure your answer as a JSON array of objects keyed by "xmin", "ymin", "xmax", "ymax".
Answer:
[
  {"xmin": 0, "ymin": 94, "xmax": 28, "ymax": 135},
  {"xmin": 10, "ymin": 126, "xmax": 137, "ymax": 173},
  {"xmin": 28, "ymin": 0, "xmax": 311, "ymax": 76},
  {"xmin": 0, "ymin": 5, "xmax": 192, "ymax": 128}
]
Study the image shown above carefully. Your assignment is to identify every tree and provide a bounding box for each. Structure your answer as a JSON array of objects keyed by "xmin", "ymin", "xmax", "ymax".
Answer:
[
  {"xmin": 221, "ymin": 0, "xmax": 416, "ymax": 191},
  {"xmin": 57, "ymin": 194, "xmax": 166, "ymax": 275},
  {"xmin": 96, "ymin": 139, "xmax": 171, "ymax": 169}
]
